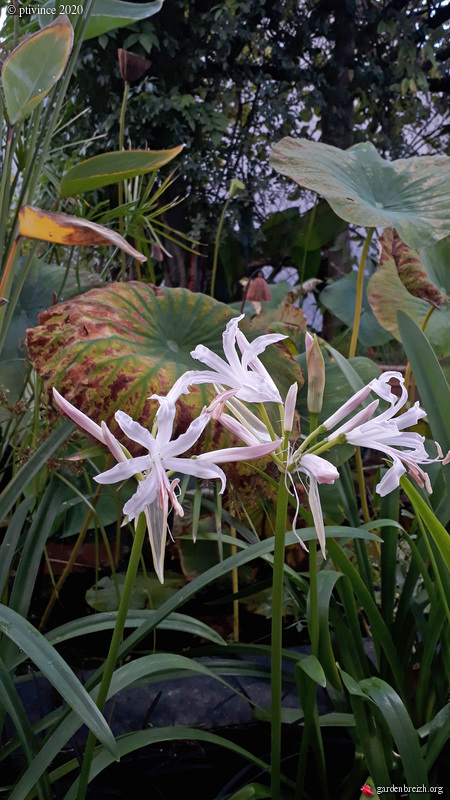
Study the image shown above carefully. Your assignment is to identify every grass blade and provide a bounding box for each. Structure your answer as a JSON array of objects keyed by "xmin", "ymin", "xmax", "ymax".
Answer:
[
  {"xmin": 360, "ymin": 677, "xmax": 429, "ymax": 790},
  {"xmin": 0, "ymin": 605, "xmax": 117, "ymax": 760}
]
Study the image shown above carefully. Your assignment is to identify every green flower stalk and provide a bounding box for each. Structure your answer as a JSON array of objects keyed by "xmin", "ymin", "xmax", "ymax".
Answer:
[{"xmin": 210, "ymin": 179, "xmax": 245, "ymax": 298}]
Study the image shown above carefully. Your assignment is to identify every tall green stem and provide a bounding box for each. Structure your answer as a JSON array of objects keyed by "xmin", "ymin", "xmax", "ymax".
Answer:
[
  {"xmin": 348, "ymin": 227, "xmax": 375, "ymax": 359},
  {"xmin": 270, "ymin": 477, "xmax": 289, "ymax": 799},
  {"xmin": 298, "ymin": 196, "xmax": 318, "ymax": 306},
  {"xmin": 118, "ymin": 82, "xmax": 130, "ymax": 281},
  {"xmin": 210, "ymin": 198, "xmax": 230, "ymax": 298},
  {"xmin": 76, "ymin": 513, "xmax": 147, "ymax": 800}
]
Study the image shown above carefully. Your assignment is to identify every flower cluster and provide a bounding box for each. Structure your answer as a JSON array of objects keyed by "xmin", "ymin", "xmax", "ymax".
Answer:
[{"xmin": 53, "ymin": 316, "xmax": 448, "ymax": 582}]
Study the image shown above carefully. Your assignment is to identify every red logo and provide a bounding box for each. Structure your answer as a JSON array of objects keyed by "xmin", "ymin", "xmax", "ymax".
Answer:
[{"xmin": 361, "ymin": 786, "xmax": 374, "ymax": 797}]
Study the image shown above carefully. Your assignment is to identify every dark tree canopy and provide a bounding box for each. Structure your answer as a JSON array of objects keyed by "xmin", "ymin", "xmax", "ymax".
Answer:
[{"xmin": 24, "ymin": 1, "xmax": 450, "ymax": 287}]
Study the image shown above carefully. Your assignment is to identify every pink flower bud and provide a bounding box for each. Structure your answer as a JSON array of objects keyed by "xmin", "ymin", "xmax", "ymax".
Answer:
[{"xmin": 306, "ymin": 335, "xmax": 325, "ymax": 415}]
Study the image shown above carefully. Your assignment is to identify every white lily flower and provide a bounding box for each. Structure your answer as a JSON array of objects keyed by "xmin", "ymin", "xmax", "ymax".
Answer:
[
  {"xmin": 94, "ymin": 395, "xmax": 284, "ymax": 581},
  {"xmin": 92, "ymin": 402, "xmax": 219, "ymax": 580},
  {"xmin": 178, "ymin": 314, "xmax": 286, "ymax": 404},
  {"xmin": 328, "ymin": 373, "xmax": 444, "ymax": 495}
]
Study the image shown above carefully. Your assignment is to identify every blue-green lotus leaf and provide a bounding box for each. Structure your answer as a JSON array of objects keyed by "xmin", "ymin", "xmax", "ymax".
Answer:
[{"xmin": 270, "ymin": 137, "xmax": 450, "ymax": 250}]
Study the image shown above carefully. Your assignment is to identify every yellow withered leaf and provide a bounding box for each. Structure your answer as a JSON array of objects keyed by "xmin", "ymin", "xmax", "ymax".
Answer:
[{"xmin": 18, "ymin": 206, "xmax": 146, "ymax": 262}]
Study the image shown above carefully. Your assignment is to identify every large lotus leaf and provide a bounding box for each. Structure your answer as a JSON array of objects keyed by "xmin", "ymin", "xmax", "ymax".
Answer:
[
  {"xmin": 40, "ymin": 1, "xmax": 164, "ymax": 40},
  {"xmin": 1, "ymin": 14, "xmax": 73, "ymax": 124},
  {"xmin": 0, "ymin": 256, "xmax": 102, "ymax": 413},
  {"xmin": 60, "ymin": 147, "xmax": 184, "ymax": 196},
  {"xmin": 320, "ymin": 272, "xmax": 393, "ymax": 348},
  {"xmin": 419, "ymin": 236, "xmax": 450, "ymax": 297},
  {"xmin": 269, "ymin": 137, "xmax": 450, "ymax": 250},
  {"xmin": 367, "ymin": 232, "xmax": 450, "ymax": 355},
  {"xmin": 26, "ymin": 283, "xmax": 302, "ymax": 454}
]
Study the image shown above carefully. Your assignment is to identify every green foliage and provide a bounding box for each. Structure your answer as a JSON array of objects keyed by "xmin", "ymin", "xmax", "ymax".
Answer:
[
  {"xmin": 60, "ymin": 145, "xmax": 184, "ymax": 195},
  {"xmin": 2, "ymin": 14, "xmax": 73, "ymax": 124},
  {"xmin": 40, "ymin": 0, "xmax": 450, "ymax": 288},
  {"xmin": 0, "ymin": 4, "xmax": 449, "ymax": 799},
  {"xmin": 39, "ymin": 0, "xmax": 165, "ymax": 40}
]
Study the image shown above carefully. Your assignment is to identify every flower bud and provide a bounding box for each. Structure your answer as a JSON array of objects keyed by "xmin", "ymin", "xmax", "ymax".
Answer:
[
  {"xmin": 306, "ymin": 335, "xmax": 325, "ymax": 415},
  {"xmin": 284, "ymin": 383, "xmax": 298, "ymax": 434},
  {"xmin": 305, "ymin": 331, "xmax": 314, "ymax": 355},
  {"xmin": 118, "ymin": 49, "xmax": 151, "ymax": 84},
  {"xmin": 245, "ymin": 275, "xmax": 272, "ymax": 302}
]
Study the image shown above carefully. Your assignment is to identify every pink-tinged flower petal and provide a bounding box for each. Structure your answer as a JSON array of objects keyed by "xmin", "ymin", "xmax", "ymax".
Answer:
[
  {"xmin": 215, "ymin": 412, "xmax": 262, "ymax": 446},
  {"xmin": 123, "ymin": 470, "xmax": 160, "ymax": 520},
  {"xmin": 376, "ymin": 458, "xmax": 406, "ymax": 496},
  {"xmin": 322, "ymin": 385, "xmax": 373, "ymax": 430},
  {"xmin": 151, "ymin": 374, "xmax": 190, "ymax": 405},
  {"xmin": 238, "ymin": 331, "xmax": 287, "ymax": 372},
  {"xmin": 197, "ymin": 439, "xmax": 283, "ymax": 464},
  {"xmin": 208, "ymin": 389, "xmax": 239, "ymax": 418},
  {"xmin": 370, "ymin": 371, "xmax": 405, "ymax": 405},
  {"xmin": 371, "ymin": 374, "xmax": 408, "ymax": 421},
  {"xmin": 100, "ymin": 421, "xmax": 128, "ymax": 463},
  {"xmin": 94, "ymin": 455, "xmax": 151, "ymax": 484},
  {"xmin": 328, "ymin": 400, "xmax": 379, "ymax": 439},
  {"xmin": 284, "ymin": 383, "xmax": 298, "ymax": 433},
  {"xmin": 287, "ymin": 451, "xmax": 339, "ymax": 555},
  {"xmin": 53, "ymin": 388, "xmax": 104, "ymax": 442},
  {"xmin": 144, "ymin": 498, "xmax": 167, "ymax": 584},
  {"xmin": 165, "ymin": 456, "xmax": 227, "ymax": 493},
  {"xmin": 235, "ymin": 328, "xmax": 283, "ymax": 401},
  {"xmin": 298, "ymin": 453, "xmax": 339, "ymax": 484},
  {"xmin": 225, "ymin": 395, "xmax": 272, "ymax": 443},
  {"xmin": 164, "ymin": 411, "xmax": 212, "ymax": 458},
  {"xmin": 307, "ymin": 476, "xmax": 326, "ymax": 556},
  {"xmin": 115, "ymin": 410, "xmax": 155, "ymax": 452},
  {"xmin": 190, "ymin": 345, "xmax": 235, "ymax": 381},
  {"xmin": 151, "ymin": 395, "xmax": 176, "ymax": 446},
  {"xmin": 222, "ymin": 315, "xmax": 246, "ymax": 376},
  {"xmin": 393, "ymin": 401, "xmax": 427, "ymax": 430}
]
